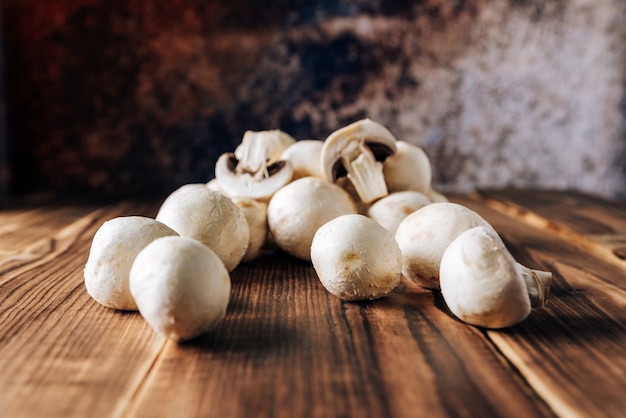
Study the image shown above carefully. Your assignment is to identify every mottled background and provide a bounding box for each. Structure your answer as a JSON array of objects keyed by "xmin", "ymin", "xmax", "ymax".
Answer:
[{"xmin": 1, "ymin": 0, "xmax": 625, "ymax": 200}]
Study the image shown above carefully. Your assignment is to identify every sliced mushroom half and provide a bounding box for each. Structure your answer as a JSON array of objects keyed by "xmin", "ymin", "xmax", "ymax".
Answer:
[
  {"xmin": 215, "ymin": 153, "xmax": 293, "ymax": 200},
  {"xmin": 321, "ymin": 119, "xmax": 398, "ymax": 204},
  {"xmin": 215, "ymin": 129, "xmax": 295, "ymax": 200},
  {"xmin": 234, "ymin": 130, "xmax": 296, "ymax": 176}
]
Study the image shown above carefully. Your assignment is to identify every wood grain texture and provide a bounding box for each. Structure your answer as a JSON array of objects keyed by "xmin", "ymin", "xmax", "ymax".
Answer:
[
  {"xmin": 0, "ymin": 191, "xmax": 624, "ymax": 418},
  {"xmin": 457, "ymin": 193, "xmax": 626, "ymax": 418},
  {"xmin": 472, "ymin": 189, "xmax": 626, "ymax": 267}
]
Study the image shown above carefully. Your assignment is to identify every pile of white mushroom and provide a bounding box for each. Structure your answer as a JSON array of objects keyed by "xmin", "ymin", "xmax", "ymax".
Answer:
[{"xmin": 84, "ymin": 118, "xmax": 552, "ymax": 341}]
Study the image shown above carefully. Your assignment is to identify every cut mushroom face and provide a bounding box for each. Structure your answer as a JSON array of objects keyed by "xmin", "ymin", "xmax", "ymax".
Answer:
[
  {"xmin": 321, "ymin": 119, "xmax": 398, "ymax": 204},
  {"xmin": 439, "ymin": 226, "xmax": 533, "ymax": 328},
  {"xmin": 215, "ymin": 130, "xmax": 295, "ymax": 200},
  {"xmin": 235, "ymin": 129, "xmax": 295, "ymax": 174}
]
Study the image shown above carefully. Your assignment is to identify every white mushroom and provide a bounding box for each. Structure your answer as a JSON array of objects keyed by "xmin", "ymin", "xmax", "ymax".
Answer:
[
  {"xmin": 235, "ymin": 129, "xmax": 295, "ymax": 174},
  {"xmin": 215, "ymin": 130, "xmax": 295, "ymax": 200},
  {"xmin": 311, "ymin": 214, "xmax": 402, "ymax": 301},
  {"xmin": 395, "ymin": 202, "xmax": 493, "ymax": 289},
  {"xmin": 383, "ymin": 141, "xmax": 432, "ymax": 194},
  {"xmin": 231, "ymin": 197, "xmax": 269, "ymax": 262},
  {"xmin": 129, "ymin": 236, "xmax": 231, "ymax": 342},
  {"xmin": 155, "ymin": 184, "xmax": 249, "ymax": 271},
  {"xmin": 367, "ymin": 191, "xmax": 431, "ymax": 234},
  {"xmin": 280, "ymin": 139, "xmax": 325, "ymax": 180},
  {"xmin": 84, "ymin": 216, "xmax": 178, "ymax": 311},
  {"xmin": 424, "ymin": 186, "xmax": 449, "ymax": 203},
  {"xmin": 321, "ymin": 119, "xmax": 397, "ymax": 204},
  {"xmin": 206, "ymin": 178, "xmax": 223, "ymax": 193},
  {"xmin": 267, "ymin": 176, "xmax": 358, "ymax": 260},
  {"xmin": 439, "ymin": 226, "xmax": 551, "ymax": 328}
]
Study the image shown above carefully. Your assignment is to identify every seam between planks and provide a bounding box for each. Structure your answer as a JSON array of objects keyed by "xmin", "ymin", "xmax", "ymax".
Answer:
[
  {"xmin": 481, "ymin": 330, "xmax": 560, "ymax": 418},
  {"xmin": 113, "ymin": 339, "xmax": 169, "ymax": 418}
]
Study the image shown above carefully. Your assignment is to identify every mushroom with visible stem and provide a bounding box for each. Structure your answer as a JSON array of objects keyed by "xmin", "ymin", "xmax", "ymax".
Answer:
[
  {"xmin": 267, "ymin": 176, "xmax": 358, "ymax": 260},
  {"xmin": 129, "ymin": 236, "xmax": 231, "ymax": 342},
  {"xmin": 215, "ymin": 129, "xmax": 296, "ymax": 200},
  {"xmin": 280, "ymin": 139, "xmax": 325, "ymax": 180},
  {"xmin": 321, "ymin": 118, "xmax": 398, "ymax": 204},
  {"xmin": 439, "ymin": 226, "xmax": 552, "ymax": 328},
  {"xmin": 155, "ymin": 184, "xmax": 249, "ymax": 272},
  {"xmin": 395, "ymin": 202, "xmax": 493, "ymax": 289},
  {"xmin": 84, "ymin": 216, "xmax": 178, "ymax": 311},
  {"xmin": 311, "ymin": 214, "xmax": 402, "ymax": 301},
  {"xmin": 367, "ymin": 191, "xmax": 431, "ymax": 235}
]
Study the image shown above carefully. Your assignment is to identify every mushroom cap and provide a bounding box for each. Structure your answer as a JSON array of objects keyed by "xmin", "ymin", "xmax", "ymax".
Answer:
[
  {"xmin": 214, "ymin": 153, "xmax": 293, "ymax": 200},
  {"xmin": 84, "ymin": 216, "xmax": 178, "ymax": 310},
  {"xmin": 280, "ymin": 139, "xmax": 325, "ymax": 180},
  {"xmin": 425, "ymin": 186, "xmax": 449, "ymax": 203},
  {"xmin": 231, "ymin": 197, "xmax": 268, "ymax": 262},
  {"xmin": 155, "ymin": 184, "xmax": 249, "ymax": 271},
  {"xmin": 367, "ymin": 191, "xmax": 431, "ymax": 234},
  {"xmin": 439, "ymin": 226, "xmax": 531, "ymax": 328},
  {"xmin": 311, "ymin": 214, "xmax": 402, "ymax": 301},
  {"xmin": 395, "ymin": 202, "xmax": 493, "ymax": 289},
  {"xmin": 129, "ymin": 236, "xmax": 231, "ymax": 342},
  {"xmin": 205, "ymin": 178, "xmax": 223, "ymax": 193},
  {"xmin": 267, "ymin": 177, "xmax": 358, "ymax": 260},
  {"xmin": 383, "ymin": 141, "xmax": 432, "ymax": 193},
  {"xmin": 321, "ymin": 118, "xmax": 398, "ymax": 182}
]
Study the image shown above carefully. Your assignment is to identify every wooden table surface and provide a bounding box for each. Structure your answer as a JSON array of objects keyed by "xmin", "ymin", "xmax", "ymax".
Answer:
[{"xmin": 0, "ymin": 189, "xmax": 625, "ymax": 418}]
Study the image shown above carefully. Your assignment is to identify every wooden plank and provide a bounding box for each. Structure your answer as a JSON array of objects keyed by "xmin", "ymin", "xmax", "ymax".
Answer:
[
  {"xmin": 0, "ymin": 199, "xmax": 167, "ymax": 417},
  {"xmin": 0, "ymin": 202, "xmax": 100, "ymax": 252},
  {"xmin": 472, "ymin": 189, "xmax": 626, "ymax": 268},
  {"xmin": 122, "ymin": 252, "xmax": 552, "ymax": 418},
  {"xmin": 0, "ymin": 193, "xmax": 624, "ymax": 417},
  {"xmin": 456, "ymin": 195, "xmax": 626, "ymax": 418}
]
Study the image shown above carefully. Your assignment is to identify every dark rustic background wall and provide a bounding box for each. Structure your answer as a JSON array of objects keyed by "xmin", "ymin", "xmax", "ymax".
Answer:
[{"xmin": 2, "ymin": 0, "xmax": 626, "ymax": 199}]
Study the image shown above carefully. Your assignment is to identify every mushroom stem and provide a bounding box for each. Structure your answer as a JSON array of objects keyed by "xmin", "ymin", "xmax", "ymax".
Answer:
[
  {"xmin": 234, "ymin": 130, "xmax": 296, "ymax": 177},
  {"xmin": 517, "ymin": 263, "xmax": 553, "ymax": 307},
  {"xmin": 343, "ymin": 142, "xmax": 388, "ymax": 204},
  {"xmin": 235, "ymin": 134, "xmax": 269, "ymax": 175}
]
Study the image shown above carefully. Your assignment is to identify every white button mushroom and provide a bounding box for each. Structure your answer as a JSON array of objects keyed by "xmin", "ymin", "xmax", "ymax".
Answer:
[
  {"xmin": 395, "ymin": 202, "xmax": 493, "ymax": 289},
  {"xmin": 424, "ymin": 186, "xmax": 449, "ymax": 203},
  {"xmin": 382, "ymin": 141, "xmax": 432, "ymax": 194},
  {"xmin": 84, "ymin": 216, "xmax": 178, "ymax": 311},
  {"xmin": 214, "ymin": 130, "xmax": 295, "ymax": 200},
  {"xmin": 155, "ymin": 184, "xmax": 249, "ymax": 272},
  {"xmin": 231, "ymin": 197, "xmax": 269, "ymax": 262},
  {"xmin": 280, "ymin": 139, "xmax": 325, "ymax": 180},
  {"xmin": 439, "ymin": 226, "xmax": 545, "ymax": 328},
  {"xmin": 321, "ymin": 119, "xmax": 398, "ymax": 204},
  {"xmin": 205, "ymin": 178, "xmax": 223, "ymax": 193},
  {"xmin": 367, "ymin": 191, "xmax": 431, "ymax": 235},
  {"xmin": 129, "ymin": 236, "xmax": 231, "ymax": 342},
  {"xmin": 267, "ymin": 176, "xmax": 358, "ymax": 260},
  {"xmin": 311, "ymin": 214, "xmax": 402, "ymax": 301}
]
